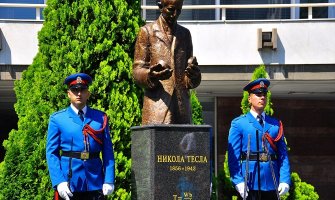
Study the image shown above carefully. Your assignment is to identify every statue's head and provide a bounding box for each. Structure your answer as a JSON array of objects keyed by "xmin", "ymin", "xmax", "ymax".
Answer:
[{"xmin": 157, "ymin": 0, "xmax": 184, "ymax": 26}]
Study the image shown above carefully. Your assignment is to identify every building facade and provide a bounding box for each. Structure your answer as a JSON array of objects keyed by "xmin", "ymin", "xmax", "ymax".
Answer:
[{"xmin": 1, "ymin": 1, "xmax": 335, "ymax": 199}]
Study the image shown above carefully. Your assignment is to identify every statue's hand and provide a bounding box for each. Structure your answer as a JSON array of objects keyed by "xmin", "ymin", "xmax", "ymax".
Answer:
[
  {"xmin": 149, "ymin": 61, "xmax": 173, "ymax": 80},
  {"xmin": 185, "ymin": 65, "xmax": 200, "ymax": 78},
  {"xmin": 185, "ymin": 56, "xmax": 200, "ymax": 79},
  {"xmin": 188, "ymin": 56, "xmax": 198, "ymax": 67}
]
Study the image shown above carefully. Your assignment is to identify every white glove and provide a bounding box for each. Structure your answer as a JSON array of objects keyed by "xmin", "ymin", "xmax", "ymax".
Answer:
[
  {"xmin": 210, "ymin": 182, "xmax": 212, "ymax": 195},
  {"xmin": 235, "ymin": 182, "xmax": 248, "ymax": 198},
  {"xmin": 278, "ymin": 182, "xmax": 290, "ymax": 196},
  {"xmin": 57, "ymin": 182, "xmax": 73, "ymax": 200},
  {"xmin": 103, "ymin": 183, "xmax": 115, "ymax": 195}
]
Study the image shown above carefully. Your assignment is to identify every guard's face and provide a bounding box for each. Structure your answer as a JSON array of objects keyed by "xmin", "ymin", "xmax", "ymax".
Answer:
[
  {"xmin": 68, "ymin": 87, "xmax": 90, "ymax": 109},
  {"xmin": 248, "ymin": 92, "xmax": 267, "ymax": 112},
  {"xmin": 161, "ymin": 0, "xmax": 183, "ymax": 26}
]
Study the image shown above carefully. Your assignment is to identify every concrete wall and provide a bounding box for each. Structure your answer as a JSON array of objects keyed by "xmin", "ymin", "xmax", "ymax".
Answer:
[
  {"xmin": 1, "ymin": 20, "xmax": 335, "ymax": 66},
  {"xmin": 181, "ymin": 20, "xmax": 335, "ymax": 65},
  {"xmin": 0, "ymin": 21, "xmax": 43, "ymax": 65}
]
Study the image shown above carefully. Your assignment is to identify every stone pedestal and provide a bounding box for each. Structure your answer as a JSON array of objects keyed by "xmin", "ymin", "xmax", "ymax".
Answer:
[{"xmin": 131, "ymin": 125, "xmax": 212, "ymax": 200}]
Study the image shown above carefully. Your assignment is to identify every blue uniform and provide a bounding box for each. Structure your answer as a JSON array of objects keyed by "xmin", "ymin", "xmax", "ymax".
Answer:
[
  {"xmin": 46, "ymin": 106, "xmax": 115, "ymax": 192},
  {"xmin": 228, "ymin": 112, "xmax": 291, "ymax": 191}
]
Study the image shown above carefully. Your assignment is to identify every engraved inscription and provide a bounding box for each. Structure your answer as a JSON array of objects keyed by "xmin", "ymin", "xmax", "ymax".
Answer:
[
  {"xmin": 173, "ymin": 192, "xmax": 193, "ymax": 200},
  {"xmin": 157, "ymin": 155, "xmax": 208, "ymax": 163}
]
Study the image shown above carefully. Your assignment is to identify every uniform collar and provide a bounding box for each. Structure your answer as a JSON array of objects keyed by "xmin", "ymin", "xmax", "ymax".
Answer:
[
  {"xmin": 250, "ymin": 109, "xmax": 265, "ymax": 119},
  {"xmin": 70, "ymin": 104, "xmax": 87, "ymax": 115}
]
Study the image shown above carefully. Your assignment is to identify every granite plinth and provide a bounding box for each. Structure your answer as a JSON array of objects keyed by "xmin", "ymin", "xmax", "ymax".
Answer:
[{"xmin": 131, "ymin": 124, "xmax": 212, "ymax": 200}]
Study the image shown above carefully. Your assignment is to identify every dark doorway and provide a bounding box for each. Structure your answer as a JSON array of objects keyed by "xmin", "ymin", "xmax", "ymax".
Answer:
[{"xmin": 0, "ymin": 107, "xmax": 18, "ymax": 161}]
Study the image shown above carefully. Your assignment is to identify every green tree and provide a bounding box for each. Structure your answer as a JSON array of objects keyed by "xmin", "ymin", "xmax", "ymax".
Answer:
[
  {"xmin": 191, "ymin": 90, "xmax": 204, "ymax": 125},
  {"xmin": 0, "ymin": 0, "xmax": 143, "ymax": 199},
  {"xmin": 282, "ymin": 172, "xmax": 319, "ymax": 200}
]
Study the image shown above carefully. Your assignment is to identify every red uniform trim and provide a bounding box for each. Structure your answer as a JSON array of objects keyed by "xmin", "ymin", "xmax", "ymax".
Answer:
[
  {"xmin": 54, "ymin": 190, "xmax": 60, "ymax": 200},
  {"xmin": 262, "ymin": 120, "xmax": 284, "ymax": 152},
  {"xmin": 82, "ymin": 114, "xmax": 108, "ymax": 144},
  {"xmin": 69, "ymin": 79, "xmax": 88, "ymax": 86},
  {"xmin": 250, "ymin": 84, "xmax": 268, "ymax": 91}
]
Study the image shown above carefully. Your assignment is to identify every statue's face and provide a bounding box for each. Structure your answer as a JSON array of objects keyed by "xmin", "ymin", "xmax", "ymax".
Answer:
[{"xmin": 160, "ymin": 0, "xmax": 183, "ymax": 26}]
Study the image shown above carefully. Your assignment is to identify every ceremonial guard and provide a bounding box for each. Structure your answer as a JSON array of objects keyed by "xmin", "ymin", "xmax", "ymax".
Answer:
[
  {"xmin": 46, "ymin": 73, "xmax": 115, "ymax": 200},
  {"xmin": 228, "ymin": 78, "xmax": 291, "ymax": 200}
]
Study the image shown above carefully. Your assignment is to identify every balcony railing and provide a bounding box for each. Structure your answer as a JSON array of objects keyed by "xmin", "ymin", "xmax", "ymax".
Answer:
[
  {"xmin": 142, "ymin": 3, "xmax": 335, "ymax": 21},
  {"xmin": 1, "ymin": 3, "xmax": 335, "ymax": 21}
]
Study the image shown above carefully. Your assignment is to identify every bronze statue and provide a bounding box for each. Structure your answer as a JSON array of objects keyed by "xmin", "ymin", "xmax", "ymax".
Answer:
[{"xmin": 133, "ymin": 0, "xmax": 201, "ymax": 125}]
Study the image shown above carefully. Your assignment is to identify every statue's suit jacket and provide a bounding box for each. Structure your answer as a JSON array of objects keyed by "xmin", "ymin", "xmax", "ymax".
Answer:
[
  {"xmin": 228, "ymin": 112, "xmax": 291, "ymax": 191},
  {"xmin": 46, "ymin": 106, "xmax": 115, "ymax": 192},
  {"xmin": 133, "ymin": 15, "xmax": 201, "ymax": 125}
]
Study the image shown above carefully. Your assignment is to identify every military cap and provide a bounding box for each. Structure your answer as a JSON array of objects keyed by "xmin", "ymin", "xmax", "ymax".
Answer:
[
  {"xmin": 243, "ymin": 78, "xmax": 270, "ymax": 94},
  {"xmin": 64, "ymin": 73, "xmax": 92, "ymax": 89}
]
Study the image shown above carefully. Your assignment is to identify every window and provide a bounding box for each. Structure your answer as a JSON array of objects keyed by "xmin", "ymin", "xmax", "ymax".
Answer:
[
  {"xmin": 142, "ymin": 0, "xmax": 335, "ymax": 21},
  {"xmin": 300, "ymin": 0, "xmax": 328, "ymax": 18},
  {"xmin": 0, "ymin": 0, "xmax": 45, "ymax": 20},
  {"xmin": 223, "ymin": 0, "xmax": 291, "ymax": 20},
  {"xmin": 143, "ymin": 0, "xmax": 220, "ymax": 21}
]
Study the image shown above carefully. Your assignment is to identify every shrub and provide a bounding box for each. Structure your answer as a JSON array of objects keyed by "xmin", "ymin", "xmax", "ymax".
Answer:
[{"xmin": 0, "ymin": 0, "xmax": 143, "ymax": 199}]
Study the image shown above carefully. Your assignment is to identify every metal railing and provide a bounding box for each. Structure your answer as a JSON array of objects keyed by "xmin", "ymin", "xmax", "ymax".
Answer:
[
  {"xmin": 0, "ymin": 3, "xmax": 47, "ymax": 20},
  {"xmin": 1, "ymin": 3, "xmax": 335, "ymax": 21},
  {"xmin": 142, "ymin": 3, "xmax": 335, "ymax": 21}
]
